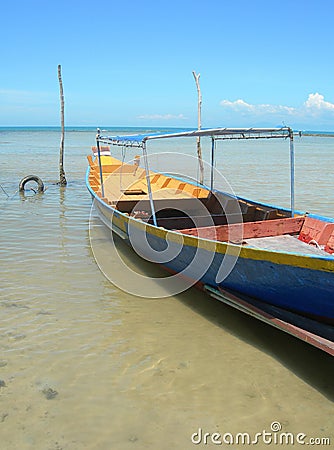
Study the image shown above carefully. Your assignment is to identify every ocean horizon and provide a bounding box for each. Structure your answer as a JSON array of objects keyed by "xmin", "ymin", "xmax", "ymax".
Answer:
[{"xmin": 1, "ymin": 125, "xmax": 334, "ymax": 136}]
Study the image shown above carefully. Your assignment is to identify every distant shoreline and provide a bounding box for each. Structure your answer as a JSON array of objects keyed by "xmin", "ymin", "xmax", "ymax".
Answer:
[
  {"xmin": 1, "ymin": 126, "xmax": 334, "ymax": 137},
  {"xmin": 301, "ymin": 132, "xmax": 334, "ymax": 137}
]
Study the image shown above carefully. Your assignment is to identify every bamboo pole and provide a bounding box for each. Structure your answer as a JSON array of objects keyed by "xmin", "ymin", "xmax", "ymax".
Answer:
[
  {"xmin": 58, "ymin": 64, "xmax": 67, "ymax": 186},
  {"xmin": 192, "ymin": 71, "xmax": 204, "ymax": 185}
]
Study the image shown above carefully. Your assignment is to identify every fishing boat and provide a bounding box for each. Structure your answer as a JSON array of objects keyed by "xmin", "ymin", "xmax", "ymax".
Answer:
[{"xmin": 86, "ymin": 127, "xmax": 334, "ymax": 354}]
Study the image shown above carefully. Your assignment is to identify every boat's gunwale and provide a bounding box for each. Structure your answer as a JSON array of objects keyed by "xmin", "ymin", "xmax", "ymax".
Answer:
[{"xmin": 86, "ymin": 166, "xmax": 334, "ymax": 271}]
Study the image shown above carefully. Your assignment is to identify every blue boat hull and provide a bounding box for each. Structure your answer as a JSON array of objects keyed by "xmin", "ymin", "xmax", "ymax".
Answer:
[{"xmin": 163, "ymin": 244, "xmax": 334, "ymax": 323}]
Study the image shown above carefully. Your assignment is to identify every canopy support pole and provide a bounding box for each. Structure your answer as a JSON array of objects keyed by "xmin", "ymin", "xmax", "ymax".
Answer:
[
  {"xmin": 96, "ymin": 134, "xmax": 105, "ymax": 198},
  {"xmin": 289, "ymin": 130, "xmax": 295, "ymax": 217},
  {"xmin": 142, "ymin": 142, "xmax": 157, "ymax": 227},
  {"xmin": 210, "ymin": 137, "xmax": 215, "ymax": 192}
]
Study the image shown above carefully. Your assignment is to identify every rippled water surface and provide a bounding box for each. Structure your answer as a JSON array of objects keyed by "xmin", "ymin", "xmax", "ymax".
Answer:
[{"xmin": 1, "ymin": 128, "xmax": 333, "ymax": 449}]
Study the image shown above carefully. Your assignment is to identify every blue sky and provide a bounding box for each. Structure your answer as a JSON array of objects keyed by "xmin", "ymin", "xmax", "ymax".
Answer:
[{"xmin": 1, "ymin": 0, "xmax": 334, "ymax": 130}]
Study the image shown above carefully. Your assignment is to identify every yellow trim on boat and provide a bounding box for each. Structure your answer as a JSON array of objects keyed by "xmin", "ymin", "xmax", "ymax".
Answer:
[{"xmin": 106, "ymin": 205, "xmax": 334, "ymax": 273}]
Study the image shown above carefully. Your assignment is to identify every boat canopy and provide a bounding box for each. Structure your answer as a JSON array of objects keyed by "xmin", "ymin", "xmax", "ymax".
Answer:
[
  {"xmin": 97, "ymin": 127, "xmax": 292, "ymax": 148},
  {"xmin": 94, "ymin": 126, "xmax": 295, "ymax": 223}
]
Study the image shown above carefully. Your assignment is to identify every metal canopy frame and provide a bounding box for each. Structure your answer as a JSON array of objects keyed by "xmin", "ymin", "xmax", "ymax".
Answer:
[
  {"xmin": 97, "ymin": 127, "xmax": 292, "ymax": 147},
  {"xmin": 95, "ymin": 127, "xmax": 295, "ymax": 227}
]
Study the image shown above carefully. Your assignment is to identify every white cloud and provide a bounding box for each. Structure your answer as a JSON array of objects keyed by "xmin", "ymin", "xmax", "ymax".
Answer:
[
  {"xmin": 220, "ymin": 99, "xmax": 253, "ymax": 110},
  {"xmin": 137, "ymin": 113, "xmax": 187, "ymax": 121},
  {"xmin": 220, "ymin": 93, "xmax": 334, "ymax": 119},
  {"xmin": 220, "ymin": 98, "xmax": 295, "ymax": 115},
  {"xmin": 304, "ymin": 93, "xmax": 334, "ymax": 111}
]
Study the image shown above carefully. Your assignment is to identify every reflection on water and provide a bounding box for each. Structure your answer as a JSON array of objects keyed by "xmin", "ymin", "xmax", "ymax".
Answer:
[{"xmin": 0, "ymin": 129, "xmax": 333, "ymax": 449}]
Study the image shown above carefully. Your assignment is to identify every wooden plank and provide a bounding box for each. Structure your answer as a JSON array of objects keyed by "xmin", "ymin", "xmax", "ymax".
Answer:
[
  {"xmin": 325, "ymin": 232, "xmax": 334, "ymax": 254},
  {"xmin": 179, "ymin": 216, "xmax": 305, "ymax": 242},
  {"xmin": 299, "ymin": 216, "xmax": 334, "ymax": 245},
  {"xmin": 204, "ymin": 285, "xmax": 334, "ymax": 356}
]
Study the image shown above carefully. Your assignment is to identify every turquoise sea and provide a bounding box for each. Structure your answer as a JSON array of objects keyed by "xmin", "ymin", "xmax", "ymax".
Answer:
[{"xmin": 0, "ymin": 127, "xmax": 333, "ymax": 449}]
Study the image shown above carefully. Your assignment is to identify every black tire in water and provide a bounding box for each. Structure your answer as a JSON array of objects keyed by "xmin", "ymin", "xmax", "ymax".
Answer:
[{"xmin": 19, "ymin": 175, "xmax": 44, "ymax": 193}]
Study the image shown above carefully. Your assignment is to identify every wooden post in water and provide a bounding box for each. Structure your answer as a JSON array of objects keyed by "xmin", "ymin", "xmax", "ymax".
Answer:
[
  {"xmin": 58, "ymin": 64, "xmax": 67, "ymax": 186},
  {"xmin": 192, "ymin": 71, "xmax": 204, "ymax": 185}
]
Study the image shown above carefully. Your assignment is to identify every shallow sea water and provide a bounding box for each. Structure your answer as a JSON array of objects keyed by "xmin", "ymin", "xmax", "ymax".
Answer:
[{"xmin": 0, "ymin": 128, "xmax": 333, "ymax": 449}]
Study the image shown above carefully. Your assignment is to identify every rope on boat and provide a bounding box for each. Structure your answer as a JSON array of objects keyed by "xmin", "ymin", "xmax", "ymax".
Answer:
[
  {"xmin": 19, "ymin": 175, "xmax": 44, "ymax": 193},
  {"xmin": 308, "ymin": 239, "xmax": 322, "ymax": 250},
  {"xmin": 0, "ymin": 183, "xmax": 10, "ymax": 198}
]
